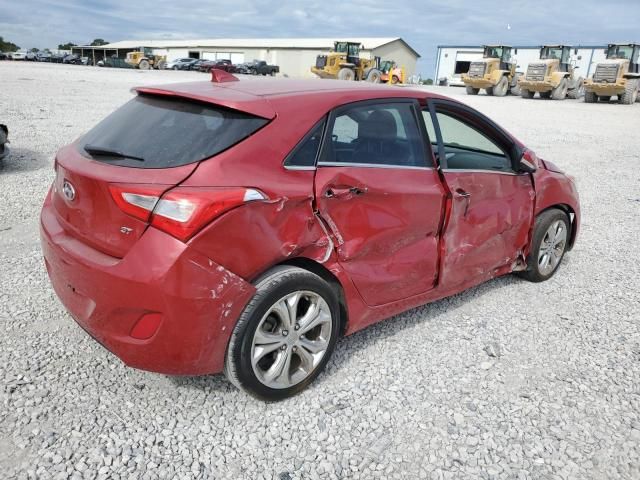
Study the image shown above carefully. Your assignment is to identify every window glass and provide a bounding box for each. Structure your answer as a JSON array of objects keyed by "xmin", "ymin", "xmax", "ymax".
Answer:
[
  {"xmin": 422, "ymin": 110, "xmax": 511, "ymax": 171},
  {"xmin": 325, "ymin": 102, "xmax": 426, "ymax": 167},
  {"xmin": 80, "ymin": 94, "xmax": 268, "ymax": 169},
  {"xmin": 284, "ymin": 120, "xmax": 325, "ymax": 167}
]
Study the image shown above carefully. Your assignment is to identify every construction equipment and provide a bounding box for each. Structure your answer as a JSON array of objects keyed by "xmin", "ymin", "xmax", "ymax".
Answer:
[
  {"xmin": 311, "ymin": 41, "xmax": 381, "ymax": 82},
  {"xmin": 462, "ymin": 45, "xmax": 521, "ymax": 96},
  {"xmin": 379, "ymin": 60, "xmax": 405, "ymax": 84},
  {"xmin": 125, "ymin": 48, "xmax": 167, "ymax": 70},
  {"xmin": 583, "ymin": 43, "xmax": 640, "ymax": 104},
  {"xmin": 519, "ymin": 45, "xmax": 584, "ymax": 100}
]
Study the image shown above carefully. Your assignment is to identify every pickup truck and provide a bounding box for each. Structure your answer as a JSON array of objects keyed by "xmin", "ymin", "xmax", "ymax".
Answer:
[{"xmin": 246, "ymin": 60, "xmax": 279, "ymax": 76}]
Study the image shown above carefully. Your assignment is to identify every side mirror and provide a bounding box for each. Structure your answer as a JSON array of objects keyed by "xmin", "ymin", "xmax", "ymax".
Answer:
[
  {"xmin": 517, "ymin": 150, "xmax": 538, "ymax": 173},
  {"xmin": 514, "ymin": 48, "xmax": 518, "ymax": 54},
  {"xmin": 577, "ymin": 55, "xmax": 582, "ymax": 60}
]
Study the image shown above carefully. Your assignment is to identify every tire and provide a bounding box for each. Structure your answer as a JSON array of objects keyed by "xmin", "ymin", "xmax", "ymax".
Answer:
[
  {"xmin": 567, "ymin": 78, "xmax": 584, "ymax": 99},
  {"xmin": 520, "ymin": 89, "xmax": 535, "ymax": 99},
  {"xmin": 584, "ymin": 90, "xmax": 597, "ymax": 103},
  {"xmin": 485, "ymin": 87, "xmax": 494, "ymax": 96},
  {"xmin": 510, "ymin": 75, "xmax": 522, "ymax": 96},
  {"xmin": 391, "ymin": 75, "xmax": 400, "ymax": 84},
  {"xmin": 551, "ymin": 77, "xmax": 569, "ymax": 100},
  {"xmin": 619, "ymin": 79, "xmax": 639, "ymax": 105},
  {"xmin": 337, "ymin": 67, "xmax": 355, "ymax": 81},
  {"xmin": 138, "ymin": 59, "xmax": 150, "ymax": 70},
  {"xmin": 517, "ymin": 209, "xmax": 570, "ymax": 283},
  {"xmin": 156, "ymin": 60, "xmax": 166, "ymax": 70},
  {"xmin": 465, "ymin": 86, "xmax": 480, "ymax": 95},
  {"xmin": 493, "ymin": 75, "xmax": 509, "ymax": 97},
  {"xmin": 366, "ymin": 68, "xmax": 382, "ymax": 83},
  {"xmin": 539, "ymin": 91, "xmax": 552, "ymax": 99},
  {"xmin": 224, "ymin": 266, "xmax": 341, "ymax": 401}
]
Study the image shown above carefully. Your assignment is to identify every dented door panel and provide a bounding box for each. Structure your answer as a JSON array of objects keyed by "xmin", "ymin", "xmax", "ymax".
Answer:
[
  {"xmin": 438, "ymin": 171, "xmax": 534, "ymax": 289},
  {"xmin": 314, "ymin": 166, "xmax": 446, "ymax": 306}
]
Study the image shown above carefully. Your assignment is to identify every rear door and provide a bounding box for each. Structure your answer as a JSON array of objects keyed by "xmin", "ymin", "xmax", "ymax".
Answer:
[
  {"xmin": 422, "ymin": 99, "xmax": 534, "ymax": 289},
  {"xmin": 314, "ymin": 100, "xmax": 446, "ymax": 306}
]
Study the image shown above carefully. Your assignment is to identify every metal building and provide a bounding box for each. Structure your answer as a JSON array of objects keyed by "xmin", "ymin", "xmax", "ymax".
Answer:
[
  {"xmin": 434, "ymin": 45, "xmax": 608, "ymax": 86},
  {"xmin": 73, "ymin": 38, "xmax": 420, "ymax": 78}
]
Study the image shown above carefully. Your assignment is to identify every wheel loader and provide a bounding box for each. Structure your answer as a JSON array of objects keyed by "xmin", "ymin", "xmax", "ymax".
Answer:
[
  {"xmin": 311, "ymin": 41, "xmax": 381, "ymax": 82},
  {"xmin": 125, "ymin": 48, "xmax": 167, "ymax": 70},
  {"xmin": 583, "ymin": 43, "xmax": 640, "ymax": 104},
  {"xmin": 462, "ymin": 45, "xmax": 521, "ymax": 96},
  {"xmin": 379, "ymin": 60, "xmax": 405, "ymax": 84},
  {"xmin": 519, "ymin": 45, "xmax": 584, "ymax": 100}
]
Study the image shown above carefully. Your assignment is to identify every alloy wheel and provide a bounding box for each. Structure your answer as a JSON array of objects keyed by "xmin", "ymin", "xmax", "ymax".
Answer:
[{"xmin": 538, "ymin": 220, "xmax": 567, "ymax": 275}]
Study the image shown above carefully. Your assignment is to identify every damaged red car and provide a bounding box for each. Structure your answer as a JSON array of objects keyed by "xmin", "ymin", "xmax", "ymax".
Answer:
[{"xmin": 40, "ymin": 71, "xmax": 580, "ymax": 400}]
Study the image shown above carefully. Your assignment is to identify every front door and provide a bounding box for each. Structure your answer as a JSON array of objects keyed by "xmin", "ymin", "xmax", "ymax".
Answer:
[
  {"xmin": 422, "ymin": 100, "xmax": 535, "ymax": 290},
  {"xmin": 314, "ymin": 100, "xmax": 446, "ymax": 306}
]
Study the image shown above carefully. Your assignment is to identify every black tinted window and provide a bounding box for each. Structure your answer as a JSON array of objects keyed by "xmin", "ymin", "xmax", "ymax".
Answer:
[
  {"xmin": 284, "ymin": 120, "xmax": 325, "ymax": 167},
  {"xmin": 80, "ymin": 95, "xmax": 268, "ymax": 168},
  {"xmin": 323, "ymin": 102, "xmax": 426, "ymax": 167}
]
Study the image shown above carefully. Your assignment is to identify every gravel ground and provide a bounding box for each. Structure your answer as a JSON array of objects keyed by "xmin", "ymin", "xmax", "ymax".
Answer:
[{"xmin": 1, "ymin": 62, "xmax": 639, "ymax": 480}]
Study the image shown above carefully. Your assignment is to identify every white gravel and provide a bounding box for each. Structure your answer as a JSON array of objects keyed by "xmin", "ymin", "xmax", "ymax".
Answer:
[{"xmin": 1, "ymin": 62, "xmax": 639, "ymax": 480}]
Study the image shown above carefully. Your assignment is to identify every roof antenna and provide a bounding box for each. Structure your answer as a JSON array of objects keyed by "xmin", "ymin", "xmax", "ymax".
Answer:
[{"xmin": 211, "ymin": 69, "xmax": 239, "ymax": 83}]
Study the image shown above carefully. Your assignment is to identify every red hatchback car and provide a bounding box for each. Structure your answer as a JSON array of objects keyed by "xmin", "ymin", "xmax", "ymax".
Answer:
[{"xmin": 40, "ymin": 71, "xmax": 579, "ymax": 400}]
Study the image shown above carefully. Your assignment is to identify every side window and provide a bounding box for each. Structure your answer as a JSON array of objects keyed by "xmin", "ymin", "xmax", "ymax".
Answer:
[
  {"xmin": 284, "ymin": 120, "xmax": 325, "ymax": 167},
  {"xmin": 323, "ymin": 102, "xmax": 426, "ymax": 167},
  {"xmin": 423, "ymin": 109, "xmax": 511, "ymax": 171}
]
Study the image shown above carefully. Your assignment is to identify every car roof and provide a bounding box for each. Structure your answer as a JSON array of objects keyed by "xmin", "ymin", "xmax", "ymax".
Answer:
[{"xmin": 134, "ymin": 78, "xmax": 445, "ymax": 119}]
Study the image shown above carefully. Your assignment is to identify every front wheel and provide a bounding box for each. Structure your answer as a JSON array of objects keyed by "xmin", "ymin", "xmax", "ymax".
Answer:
[
  {"xmin": 551, "ymin": 78, "xmax": 568, "ymax": 100},
  {"xmin": 584, "ymin": 90, "xmax": 597, "ymax": 103},
  {"xmin": 517, "ymin": 209, "xmax": 570, "ymax": 283},
  {"xmin": 493, "ymin": 76, "xmax": 509, "ymax": 96},
  {"xmin": 337, "ymin": 67, "xmax": 356, "ymax": 81},
  {"xmin": 224, "ymin": 266, "xmax": 340, "ymax": 400}
]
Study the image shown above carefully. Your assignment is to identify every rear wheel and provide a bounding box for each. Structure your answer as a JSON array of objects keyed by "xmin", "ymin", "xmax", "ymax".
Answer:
[
  {"xmin": 138, "ymin": 59, "xmax": 150, "ymax": 70},
  {"xmin": 520, "ymin": 89, "xmax": 535, "ymax": 99},
  {"xmin": 584, "ymin": 90, "xmax": 597, "ymax": 103},
  {"xmin": 517, "ymin": 209, "xmax": 570, "ymax": 283},
  {"xmin": 337, "ymin": 67, "xmax": 355, "ymax": 81},
  {"xmin": 619, "ymin": 79, "xmax": 638, "ymax": 104},
  {"xmin": 493, "ymin": 75, "xmax": 509, "ymax": 97},
  {"xmin": 551, "ymin": 78, "xmax": 569, "ymax": 100},
  {"xmin": 391, "ymin": 75, "xmax": 400, "ymax": 84},
  {"xmin": 156, "ymin": 60, "xmax": 166, "ymax": 70},
  {"xmin": 224, "ymin": 266, "xmax": 340, "ymax": 400},
  {"xmin": 366, "ymin": 69, "xmax": 382, "ymax": 83},
  {"xmin": 466, "ymin": 86, "xmax": 480, "ymax": 95}
]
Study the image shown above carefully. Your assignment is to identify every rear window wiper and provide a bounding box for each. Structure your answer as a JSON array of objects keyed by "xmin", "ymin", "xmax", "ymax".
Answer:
[{"xmin": 84, "ymin": 144, "xmax": 145, "ymax": 162}]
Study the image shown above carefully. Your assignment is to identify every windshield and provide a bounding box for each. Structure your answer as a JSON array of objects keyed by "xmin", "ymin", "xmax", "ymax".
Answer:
[
  {"xmin": 79, "ymin": 95, "xmax": 268, "ymax": 168},
  {"xmin": 541, "ymin": 47, "xmax": 564, "ymax": 60},
  {"xmin": 484, "ymin": 46, "xmax": 503, "ymax": 59},
  {"xmin": 607, "ymin": 45, "xmax": 634, "ymax": 60}
]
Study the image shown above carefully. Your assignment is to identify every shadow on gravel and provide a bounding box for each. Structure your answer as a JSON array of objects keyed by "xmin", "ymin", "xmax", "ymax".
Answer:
[{"xmin": 0, "ymin": 147, "xmax": 49, "ymax": 173}]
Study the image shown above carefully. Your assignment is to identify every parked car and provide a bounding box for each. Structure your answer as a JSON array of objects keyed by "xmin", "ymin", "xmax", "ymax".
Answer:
[
  {"xmin": 0, "ymin": 52, "xmax": 13, "ymax": 60},
  {"xmin": 12, "ymin": 51, "xmax": 27, "ymax": 60},
  {"xmin": 165, "ymin": 58, "xmax": 196, "ymax": 70},
  {"xmin": 188, "ymin": 59, "xmax": 206, "ymax": 71},
  {"xmin": 63, "ymin": 54, "xmax": 81, "ymax": 64},
  {"xmin": 247, "ymin": 60, "xmax": 279, "ymax": 76},
  {"xmin": 36, "ymin": 51, "xmax": 52, "ymax": 62},
  {"xmin": 40, "ymin": 78, "xmax": 580, "ymax": 400},
  {"xmin": 197, "ymin": 59, "xmax": 235, "ymax": 73},
  {"xmin": 0, "ymin": 124, "xmax": 9, "ymax": 161},
  {"xmin": 50, "ymin": 53, "xmax": 66, "ymax": 63},
  {"xmin": 25, "ymin": 51, "xmax": 37, "ymax": 61}
]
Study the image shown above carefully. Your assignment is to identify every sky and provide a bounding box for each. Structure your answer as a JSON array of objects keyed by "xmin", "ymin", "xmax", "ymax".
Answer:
[{"xmin": 1, "ymin": 0, "xmax": 639, "ymax": 77}]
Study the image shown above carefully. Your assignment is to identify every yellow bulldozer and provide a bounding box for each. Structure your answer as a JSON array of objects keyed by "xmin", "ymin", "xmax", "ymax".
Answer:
[
  {"xmin": 125, "ymin": 48, "xmax": 167, "ymax": 70},
  {"xmin": 583, "ymin": 43, "xmax": 640, "ymax": 104},
  {"xmin": 518, "ymin": 45, "xmax": 584, "ymax": 100},
  {"xmin": 311, "ymin": 41, "xmax": 382, "ymax": 82},
  {"xmin": 462, "ymin": 45, "xmax": 521, "ymax": 96}
]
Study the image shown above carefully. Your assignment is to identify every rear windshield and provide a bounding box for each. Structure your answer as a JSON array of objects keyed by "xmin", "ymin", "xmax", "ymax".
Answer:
[{"xmin": 79, "ymin": 94, "xmax": 268, "ymax": 168}]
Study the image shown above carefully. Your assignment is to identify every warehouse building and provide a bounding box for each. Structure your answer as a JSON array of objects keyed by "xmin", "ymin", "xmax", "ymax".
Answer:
[
  {"xmin": 72, "ymin": 37, "xmax": 420, "ymax": 78},
  {"xmin": 434, "ymin": 45, "xmax": 608, "ymax": 86}
]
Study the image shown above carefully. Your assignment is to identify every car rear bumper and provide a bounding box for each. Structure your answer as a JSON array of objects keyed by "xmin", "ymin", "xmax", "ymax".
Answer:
[{"xmin": 40, "ymin": 190, "xmax": 256, "ymax": 375}]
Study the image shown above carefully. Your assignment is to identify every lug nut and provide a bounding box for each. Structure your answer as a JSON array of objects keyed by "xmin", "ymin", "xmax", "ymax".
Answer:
[
  {"xmin": 282, "ymin": 330, "xmax": 289, "ymax": 336},
  {"xmin": 294, "ymin": 324, "xmax": 300, "ymax": 331},
  {"xmin": 292, "ymin": 346, "xmax": 297, "ymax": 352},
  {"xmin": 280, "ymin": 345, "xmax": 287, "ymax": 351}
]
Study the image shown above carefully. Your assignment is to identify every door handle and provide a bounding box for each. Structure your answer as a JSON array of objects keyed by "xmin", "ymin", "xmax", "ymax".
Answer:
[
  {"xmin": 454, "ymin": 188, "xmax": 471, "ymax": 217},
  {"xmin": 325, "ymin": 186, "xmax": 367, "ymax": 198}
]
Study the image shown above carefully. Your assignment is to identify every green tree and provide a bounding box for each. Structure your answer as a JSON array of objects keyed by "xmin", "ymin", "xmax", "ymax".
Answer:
[
  {"xmin": 58, "ymin": 42, "xmax": 77, "ymax": 50},
  {"xmin": 30, "ymin": 47, "xmax": 39, "ymax": 52},
  {"xmin": 0, "ymin": 36, "xmax": 20, "ymax": 52},
  {"xmin": 90, "ymin": 38, "xmax": 108, "ymax": 46}
]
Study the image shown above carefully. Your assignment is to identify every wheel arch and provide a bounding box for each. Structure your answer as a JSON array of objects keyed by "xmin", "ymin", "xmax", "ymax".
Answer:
[{"xmin": 250, "ymin": 257, "xmax": 350, "ymax": 336}]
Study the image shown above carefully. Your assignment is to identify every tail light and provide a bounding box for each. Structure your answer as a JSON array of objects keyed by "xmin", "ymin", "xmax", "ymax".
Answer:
[{"xmin": 109, "ymin": 184, "xmax": 266, "ymax": 241}]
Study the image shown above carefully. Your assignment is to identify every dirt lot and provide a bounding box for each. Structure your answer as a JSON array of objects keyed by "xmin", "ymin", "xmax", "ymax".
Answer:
[{"xmin": 1, "ymin": 62, "xmax": 639, "ymax": 480}]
